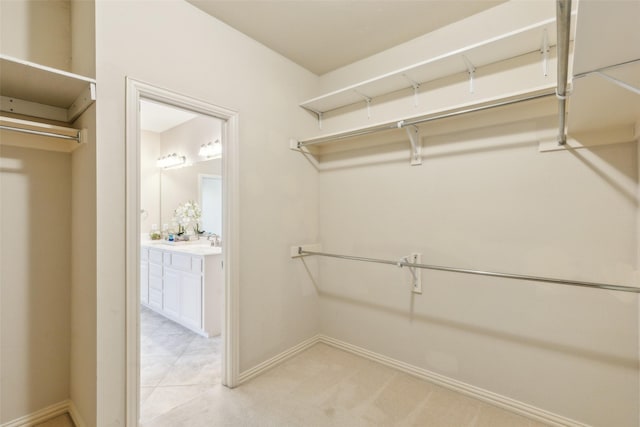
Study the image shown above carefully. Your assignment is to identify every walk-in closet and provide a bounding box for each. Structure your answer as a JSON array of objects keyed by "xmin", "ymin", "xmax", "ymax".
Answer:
[{"xmin": 1, "ymin": 0, "xmax": 638, "ymax": 426}]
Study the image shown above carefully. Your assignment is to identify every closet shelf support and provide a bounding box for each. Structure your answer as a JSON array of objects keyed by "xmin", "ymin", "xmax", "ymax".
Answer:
[
  {"xmin": 540, "ymin": 29, "xmax": 549, "ymax": 77},
  {"xmin": 400, "ymin": 123, "xmax": 422, "ymax": 166},
  {"xmin": 462, "ymin": 55, "xmax": 476, "ymax": 93}
]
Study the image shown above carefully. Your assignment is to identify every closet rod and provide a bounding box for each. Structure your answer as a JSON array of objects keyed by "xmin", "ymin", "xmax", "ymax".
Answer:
[
  {"xmin": 555, "ymin": 0, "xmax": 571, "ymax": 145},
  {"xmin": 0, "ymin": 124, "xmax": 81, "ymax": 141},
  {"xmin": 297, "ymin": 248, "xmax": 640, "ymax": 294},
  {"xmin": 297, "ymin": 91, "xmax": 556, "ymax": 148}
]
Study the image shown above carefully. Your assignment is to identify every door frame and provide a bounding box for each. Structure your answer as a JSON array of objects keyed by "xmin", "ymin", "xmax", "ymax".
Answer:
[{"xmin": 125, "ymin": 78, "xmax": 240, "ymax": 426}]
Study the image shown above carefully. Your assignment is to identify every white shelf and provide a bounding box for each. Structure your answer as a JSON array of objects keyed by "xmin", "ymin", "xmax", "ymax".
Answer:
[
  {"xmin": 300, "ymin": 16, "xmax": 573, "ymax": 115},
  {"xmin": 0, "ymin": 54, "xmax": 96, "ymax": 123}
]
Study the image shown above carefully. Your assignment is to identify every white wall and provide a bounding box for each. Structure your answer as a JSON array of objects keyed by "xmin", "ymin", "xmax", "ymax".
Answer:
[
  {"xmin": 70, "ymin": 103, "xmax": 97, "ymax": 427},
  {"xmin": 316, "ymin": 124, "xmax": 638, "ymax": 427},
  {"xmin": 69, "ymin": 1, "xmax": 97, "ymax": 425},
  {"xmin": 0, "ymin": 0, "xmax": 71, "ymax": 71},
  {"xmin": 94, "ymin": 1, "xmax": 320, "ymax": 424},
  {"xmin": 0, "ymin": 144, "xmax": 71, "ymax": 423},
  {"xmin": 306, "ymin": 2, "xmax": 639, "ymax": 425},
  {"xmin": 141, "ymin": 130, "xmax": 161, "ymax": 234}
]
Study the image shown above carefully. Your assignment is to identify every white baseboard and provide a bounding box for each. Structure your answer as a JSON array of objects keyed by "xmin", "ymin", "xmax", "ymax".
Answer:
[
  {"xmin": 238, "ymin": 334, "xmax": 321, "ymax": 384},
  {"xmin": 318, "ymin": 335, "xmax": 589, "ymax": 427},
  {"xmin": 1, "ymin": 400, "xmax": 69, "ymax": 427},
  {"xmin": 1, "ymin": 399, "xmax": 87, "ymax": 427},
  {"xmin": 67, "ymin": 400, "xmax": 87, "ymax": 427}
]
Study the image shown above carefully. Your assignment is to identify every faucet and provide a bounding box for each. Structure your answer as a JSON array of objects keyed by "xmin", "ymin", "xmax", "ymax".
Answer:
[{"xmin": 207, "ymin": 233, "xmax": 221, "ymax": 247}]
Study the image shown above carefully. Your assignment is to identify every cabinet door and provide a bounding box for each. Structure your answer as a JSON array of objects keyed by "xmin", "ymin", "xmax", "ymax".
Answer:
[
  {"xmin": 163, "ymin": 268, "xmax": 181, "ymax": 318},
  {"xmin": 140, "ymin": 261, "xmax": 149, "ymax": 305},
  {"xmin": 180, "ymin": 272, "xmax": 202, "ymax": 330}
]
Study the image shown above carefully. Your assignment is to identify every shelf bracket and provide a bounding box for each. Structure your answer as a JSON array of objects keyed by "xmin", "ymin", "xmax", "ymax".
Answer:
[
  {"xmin": 400, "ymin": 122, "xmax": 422, "ymax": 166},
  {"xmin": 354, "ymin": 90, "xmax": 372, "ymax": 120},
  {"xmin": 403, "ymin": 74, "xmax": 421, "ymax": 107},
  {"xmin": 462, "ymin": 55, "xmax": 476, "ymax": 93},
  {"xmin": 540, "ymin": 29, "xmax": 550, "ymax": 77}
]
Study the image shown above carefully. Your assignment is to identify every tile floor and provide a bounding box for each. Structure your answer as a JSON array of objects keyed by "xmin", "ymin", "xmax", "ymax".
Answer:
[{"xmin": 140, "ymin": 306, "xmax": 222, "ymax": 424}]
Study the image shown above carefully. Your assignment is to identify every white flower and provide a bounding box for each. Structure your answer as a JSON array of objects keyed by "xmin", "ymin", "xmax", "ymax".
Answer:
[{"xmin": 173, "ymin": 201, "xmax": 201, "ymax": 231}]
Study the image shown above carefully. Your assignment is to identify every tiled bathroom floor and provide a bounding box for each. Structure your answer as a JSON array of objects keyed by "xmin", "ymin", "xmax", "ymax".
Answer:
[{"xmin": 140, "ymin": 306, "xmax": 221, "ymax": 424}]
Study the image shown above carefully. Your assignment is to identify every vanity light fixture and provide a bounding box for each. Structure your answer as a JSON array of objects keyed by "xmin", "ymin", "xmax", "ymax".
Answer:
[
  {"xmin": 156, "ymin": 153, "xmax": 186, "ymax": 169},
  {"xmin": 198, "ymin": 139, "xmax": 222, "ymax": 159}
]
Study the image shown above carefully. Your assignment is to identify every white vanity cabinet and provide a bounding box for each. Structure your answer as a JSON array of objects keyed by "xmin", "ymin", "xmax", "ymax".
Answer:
[
  {"xmin": 140, "ymin": 248, "xmax": 149, "ymax": 304},
  {"xmin": 140, "ymin": 244, "xmax": 222, "ymax": 337}
]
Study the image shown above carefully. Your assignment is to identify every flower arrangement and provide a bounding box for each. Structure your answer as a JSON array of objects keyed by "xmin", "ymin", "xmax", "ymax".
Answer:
[{"xmin": 174, "ymin": 200, "xmax": 202, "ymax": 235}]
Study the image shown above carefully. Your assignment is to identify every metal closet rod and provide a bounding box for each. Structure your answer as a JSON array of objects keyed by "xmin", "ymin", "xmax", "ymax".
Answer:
[
  {"xmin": 555, "ymin": 0, "xmax": 571, "ymax": 145},
  {"xmin": 0, "ymin": 124, "xmax": 81, "ymax": 141},
  {"xmin": 297, "ymin": 248, "xmax": 640, "ymax": 294},
  {"xmin": 297, "ymin": 91, "xmax": 556, "ymax": 148}
]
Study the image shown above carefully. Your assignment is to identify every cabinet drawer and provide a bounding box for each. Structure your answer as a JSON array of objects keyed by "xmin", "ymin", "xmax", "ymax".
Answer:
[
  {"xmin": 149, "ymin": 249, "xmax": 163, "ymax": 264},
  {"xmin": 141, "ymin": 247, "xmax": 149, "ymax": 261},
  {"xmin": 171, "ymin": 253, "xmax": 192, "ymax": 271},
  {"xmin": 149, "ymin": 263, "xmax": 163, "ymax": 278}
]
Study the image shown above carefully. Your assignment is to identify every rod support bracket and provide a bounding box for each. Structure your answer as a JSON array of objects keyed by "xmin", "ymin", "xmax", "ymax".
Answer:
[
  {"xmin": 462, "ymin": 55, "xmax": 476, "ymax": 93},
  {"xmin": 404, "ymin": 124, "xmax": 422, "ymax": 166},
  {"xmin": 540, "ymin": 28, "xmax": 550, "ymax": 77}
]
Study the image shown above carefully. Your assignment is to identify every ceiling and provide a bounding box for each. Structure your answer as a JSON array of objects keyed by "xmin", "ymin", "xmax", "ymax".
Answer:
[{"xmin": 186, "ymin": 1, "xmax": 506, "ymax": 75}]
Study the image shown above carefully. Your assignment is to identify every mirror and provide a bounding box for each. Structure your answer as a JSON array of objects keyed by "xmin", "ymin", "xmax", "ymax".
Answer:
[{"xmin": 139, "ymin": 100, "xmax": 224, "ymax": 239}]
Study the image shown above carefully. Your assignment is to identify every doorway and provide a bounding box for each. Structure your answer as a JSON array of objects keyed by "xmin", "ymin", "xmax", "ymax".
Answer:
[{"xmin": 125, "ymin": 79, "xmax": 239, "ymax": 426}]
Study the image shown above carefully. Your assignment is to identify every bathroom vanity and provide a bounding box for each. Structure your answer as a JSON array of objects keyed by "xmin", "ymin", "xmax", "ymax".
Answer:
[{"xmin": 140, "ymin": 241, "xmax": 222, "ymax": 337}]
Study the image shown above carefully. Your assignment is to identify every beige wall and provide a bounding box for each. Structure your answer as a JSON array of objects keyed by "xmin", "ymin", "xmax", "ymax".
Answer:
[
  {"xmin": 306, "ymin": 2, "xmax": 639, "ymax": 424},
  {"xmin": 70, "ymin": 103, "xmax": 97, "ymax": 427},
  {"xmin": 316, "ymin": 122, "xmax": 638, "ymax": 427},
  {"xmin": 94, "ymin": 1, "xmax": 320, "ymax": 424},
  {"xmin": 0, "ymin": 144, "xmax": 71, "ymax": 422},
  {"xmin": 69, "ymin": 1, "xmax": 97, "ymax": 425},
  {"xmin": 141, "ymin": 130, "xmax": 161, "ymax": 235},
  {"xmin": 0, "ymin": 0, "xmax": 71, "ymax": 71}
]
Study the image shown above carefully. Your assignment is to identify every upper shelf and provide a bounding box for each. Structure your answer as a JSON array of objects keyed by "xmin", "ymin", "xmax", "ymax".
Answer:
[
  {"xmin": 300, "ymin": 15, "xmax": 574, "ymax": 115},
  {"xmin": 0, "ymin": 54, "xmax": 96, "ymax": 123}
]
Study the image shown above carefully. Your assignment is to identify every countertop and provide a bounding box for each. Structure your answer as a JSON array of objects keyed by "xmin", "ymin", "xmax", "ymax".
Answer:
[{"xmin": 141, "ymin": 240, "xmax": 222, "ymax": 256}]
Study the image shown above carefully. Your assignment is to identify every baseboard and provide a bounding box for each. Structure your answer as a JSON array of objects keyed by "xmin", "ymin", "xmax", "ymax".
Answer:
[
  {"xmin": 1, "ymin": 400, "xmax": 69, "ymax": 427},
  {"xmin": 238, "ymin": 334, "xmax": 321, "ymax": 384},
  {"xmin": 67, "ymin": 400, "xmax": 87, "ymax": 427},
  {"xmin": 319, "ymin": 335, "xmax": 589, "ymax": 427}
]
